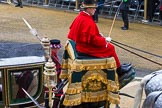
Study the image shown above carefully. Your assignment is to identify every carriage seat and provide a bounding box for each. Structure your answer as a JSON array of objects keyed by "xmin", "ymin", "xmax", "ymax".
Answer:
[
  {"xmin": 65, "ymin": 39, "xmax": 113, "ymax": 60},
  {"xmin": 61, "ymin": 40, "xmax": 120, "ymax": 106},
  {"xmin": 61, "ymin": 40, "xmax": 136, "ymax": 106},
  {"xmin": 62, "ymin": 39, "xmax": 117, "ymax": 72}
]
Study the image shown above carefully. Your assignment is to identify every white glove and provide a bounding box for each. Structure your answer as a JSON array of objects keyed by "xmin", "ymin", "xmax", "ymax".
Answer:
[
  {"xmin": 105, "ymin": 37, "xmax": 112, "ymax": 42},
  {"xmin": 30, "ymin": 28, "xmax": 38, "ymax": 36}
]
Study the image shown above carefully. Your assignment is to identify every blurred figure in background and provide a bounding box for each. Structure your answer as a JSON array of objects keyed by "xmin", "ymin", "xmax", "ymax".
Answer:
[
  {"xmin": 120, "ymin": 0, "xmax": 131, "ymax": 30},
  {"xmin": 92, "ymin": 0, "xmax": 104, "ymax": 23},
  {"xmin": 15, "ymin": 0, "xmax": 23, "ymax": 8},
  {"xmin": 160, "ymin": 0, "xmax": 162, "ymax": 26},
  {"xmin": 147, "ymin": 0, "xmax": 159, "ymax": 22}
]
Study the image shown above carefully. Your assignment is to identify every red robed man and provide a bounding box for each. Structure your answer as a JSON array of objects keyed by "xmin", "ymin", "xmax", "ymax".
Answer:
[{"xmin": 67, "ymin": 0, "xmax": 132, "ymax": 77}]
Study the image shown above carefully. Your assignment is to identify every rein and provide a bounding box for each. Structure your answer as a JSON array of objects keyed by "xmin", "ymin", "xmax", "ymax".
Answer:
[
  {"xmin": 111, "ymin": 40, "xmax": 162, "ymax": 66},
  {"xmin": 112, "ymin": 40, "xmax": 162, "ymax": 58}
]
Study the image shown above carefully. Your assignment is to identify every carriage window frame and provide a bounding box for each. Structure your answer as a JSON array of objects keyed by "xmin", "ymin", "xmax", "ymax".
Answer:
[
  {"xmin": 6, "ymin": 65, "xmax": 43, "ymax": 105},
  {"xmin": 0, "ymin": 69, "xmax": 4, "ymax": 105}
]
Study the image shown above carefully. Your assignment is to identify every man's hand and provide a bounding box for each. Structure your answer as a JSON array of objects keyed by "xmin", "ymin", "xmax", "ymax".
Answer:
[
  {"xmin": 30, "ymin": 28, "xmax": 38, "ymax": 36},
  {"xmin": 105, "ymin": 37, "xmax": 112, "ymax": 42}
]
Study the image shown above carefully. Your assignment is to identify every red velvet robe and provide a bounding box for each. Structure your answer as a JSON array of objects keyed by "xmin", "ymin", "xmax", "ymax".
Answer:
[{"xmin": 68, "ymin": 11, "xmax": 120, "ymax": 68}]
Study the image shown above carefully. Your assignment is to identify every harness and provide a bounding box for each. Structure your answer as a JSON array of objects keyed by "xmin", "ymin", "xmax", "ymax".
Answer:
[
  {"xmin": 154, "ymin": 91, "xmax": 162, "ymax": 106},
  {"xmin": 142, "ymin": 91, "xmax": 162, "ymax": 108}
]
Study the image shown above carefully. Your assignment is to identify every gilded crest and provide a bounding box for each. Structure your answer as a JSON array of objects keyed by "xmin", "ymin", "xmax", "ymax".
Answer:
[{"xmin": 82, "ymin": 70, "xmax": 107, "ymax": 91}]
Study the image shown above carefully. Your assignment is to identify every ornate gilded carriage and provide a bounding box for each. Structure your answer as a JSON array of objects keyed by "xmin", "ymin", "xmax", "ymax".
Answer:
[{"xmin": 0, "ymin": 40, "xmax": 135, "ymax": 108}]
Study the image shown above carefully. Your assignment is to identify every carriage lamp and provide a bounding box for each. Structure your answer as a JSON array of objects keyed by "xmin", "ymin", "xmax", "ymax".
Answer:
[
  {"xmin": 43, "ymin": 58, "xmax": 57, "ymax": 108},
  {"xmin": 41, "ymin": 37, "xmax": 50, "ymax": 60}
]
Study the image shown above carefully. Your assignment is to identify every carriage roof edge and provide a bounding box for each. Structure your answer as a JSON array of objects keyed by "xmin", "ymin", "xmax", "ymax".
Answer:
[
  {"xmin": 0, "ymin": 42, "xmax": 46, "ymax": 67},
  {"xmin": 0, "ymin": 56, "xmax": 46, "ymax": 67}
]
